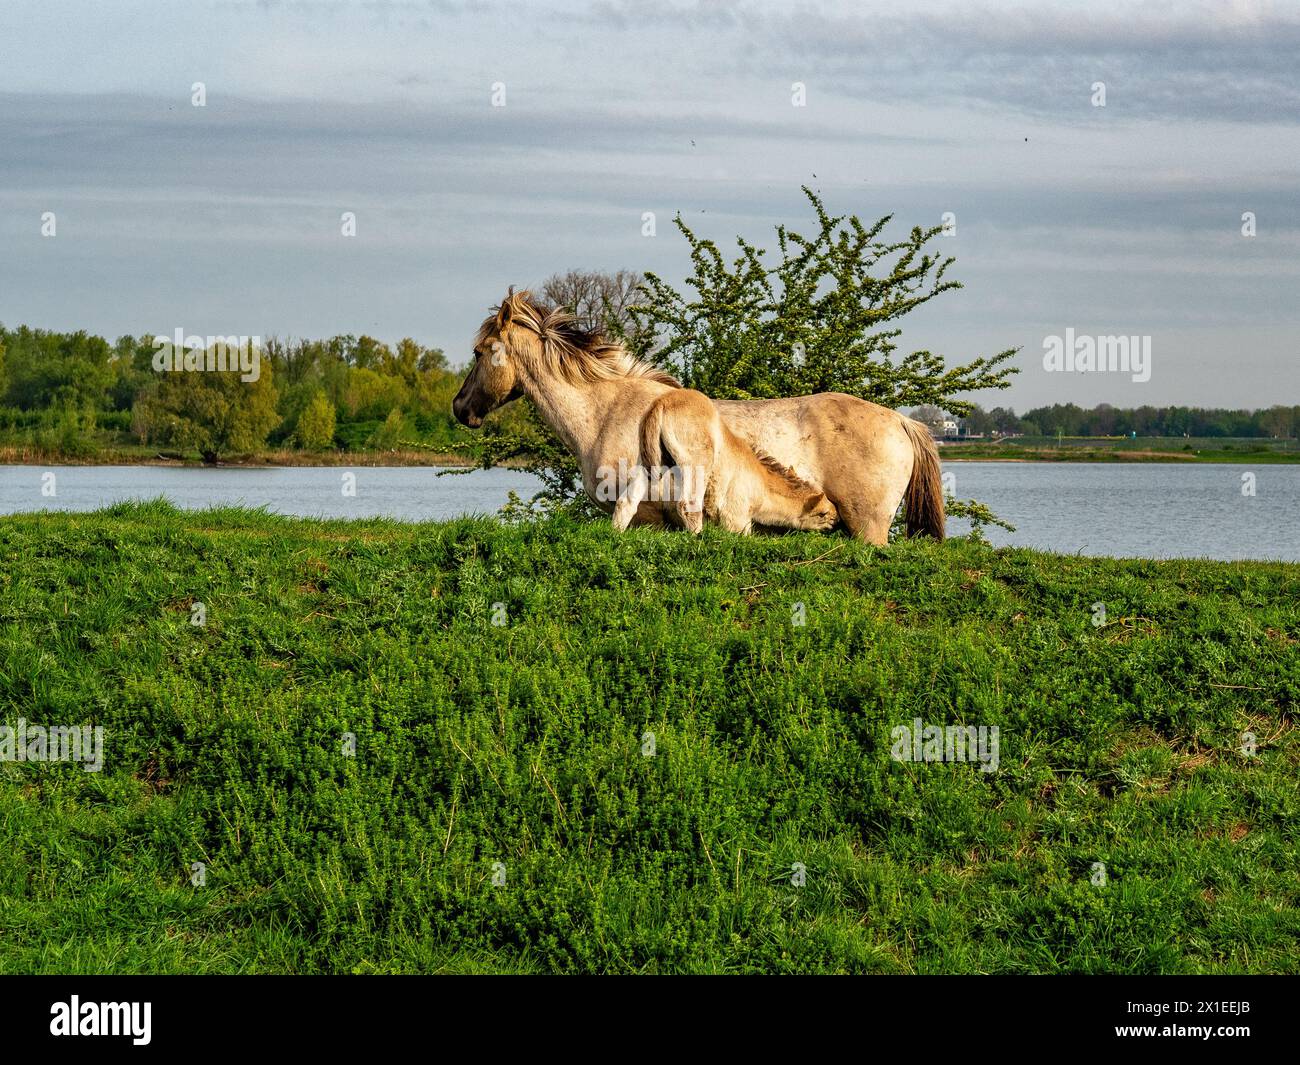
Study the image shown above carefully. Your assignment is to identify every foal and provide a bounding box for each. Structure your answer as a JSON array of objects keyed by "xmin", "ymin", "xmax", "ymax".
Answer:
[{"xmin": 618, "ymin": 387, "xmax": 839, "ymax": 535}]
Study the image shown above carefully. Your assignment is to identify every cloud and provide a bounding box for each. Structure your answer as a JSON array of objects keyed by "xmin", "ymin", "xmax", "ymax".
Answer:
[
  {"xmin": 587, "ymin": 0, "xmax": 1300, "ymax": 124},
  {"xmin": 0, "ymin": 1, "xmax": 1296, "ymax": 407}
]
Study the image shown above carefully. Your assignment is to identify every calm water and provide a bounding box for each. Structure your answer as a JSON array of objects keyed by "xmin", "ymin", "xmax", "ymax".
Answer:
[
  {"xmin": 941, "ymin": 462, "xmax": 1298, "ymax": 562},
  {"xmin": 2, "ymin": 462, "xmax": 1296, "ymax": 562},
  {"xmin": 0, "ymin": 465, "xmax": 542, "ymax": 524}
]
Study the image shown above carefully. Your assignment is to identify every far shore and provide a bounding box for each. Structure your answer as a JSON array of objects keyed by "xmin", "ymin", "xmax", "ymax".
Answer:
[
  {"xmin": 936, "ymin": 445, "xmax": 1299, "ymax": 464},
  {"xmin": 1, "ymin": 445, "xmax": 1296, "ymax": 468},
  {"xmin": 0, "ymin": 447, "xmax": 493, "ymax": 469}
]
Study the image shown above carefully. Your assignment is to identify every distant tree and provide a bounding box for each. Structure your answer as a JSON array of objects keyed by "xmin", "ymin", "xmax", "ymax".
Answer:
[
  {"xmin": 418, "ymin": 346, "xmax": 449, "ymax": 373},
  {"xmin": 540, "ymin": 269, "xmax": 645, "ymax": 339},
  {"xmin": 133, "ymin": 355, "xmax": 280, "ymax": 463},
  {"xmin": 1259, "ymin": 405, "xmax": 1296, "ymax": 439},
  {"xmin": 107, "ymin": 335, "xmax": 157, "ymax": 412},
  {"xmin": 1131, "ymin": 405, "xmax": 1159, "ymax": 435},
  {"xmin": 391, "ymin": 336, "xmax": 447, "ymax": 378},
  {"xmin": 960, "ymin": 404, "xmax": 995, "ymax": 435},
  {"xmin": 2, "ymin": 326, "xmax": 114, "ymax": 412},
  {"xmin": 257, "ymin": 332, "xmax": 462, "ymax": 453},
  {"xmin": 988, "ymin": 407, "xmax": 1022, "ymax": 434},
  {"xmin": 343, "ymin": 366, "xmax": 409, "ymax": 420},
  {"xmin": 370, "ymin": 407, "xmax": 407, "ymax": 449},
  {"xmin": 909, "ymin": 404, "xmax": 947, "ymax": 427},
  {"xmin": 1035, "ymin": 403, "xmax": 1085, "ymax": 436},
  {"xmin": 1166, "ymin": 406, "xmax": 1193, "ymax": 437},
  {"xmin": 295, "ymin": 391, "xmax": 336, "ymax": 451},
  {"xmin": 350, "ymin": 335, "xmax": 390, "ymax": 371}
]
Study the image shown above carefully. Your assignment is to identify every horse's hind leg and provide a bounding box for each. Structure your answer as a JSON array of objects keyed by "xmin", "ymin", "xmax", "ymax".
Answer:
[
  {"xmin": 673, "ymin": 461, "xmax": 708, "ymax": 533},
  {"xmin": 656, "ymin": 401, "xmax": 715, "ymax": 535},
  {"xmin": 675, "ymin": 504, "xmax": 704, "ymax": 534},
  {"xmin": 833, "ymin": 457, "xmax": 914, "ymax": 544},
  {"xmin": 612, "ymin": 463, "xmax": 649, "ymax": 531},
  {"xmin": 833, "ymin": 497, "xmax": 894, "ymax": 545}
]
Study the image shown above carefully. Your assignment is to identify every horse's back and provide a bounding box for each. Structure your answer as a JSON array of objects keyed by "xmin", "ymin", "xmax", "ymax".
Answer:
[
  {"xmin": 713, "ymin": 392, "xmax": 917, "ymax": 543},
  {"xmin": 714, "ymin": 393, "xmax": 906, "ymax": 475}
]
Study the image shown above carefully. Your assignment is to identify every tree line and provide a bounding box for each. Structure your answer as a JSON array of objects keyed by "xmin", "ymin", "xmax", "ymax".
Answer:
[
  {"xmin": 0, "ymin": 325, "xmax": 465, "ymax": 461},
  {"xmin": 2, "ymin": 320, "xmax": 1291, "ymax": 467},
  {"xmin": 914, "ymin": 401, "xmax": 1299, "ymax": 439}
]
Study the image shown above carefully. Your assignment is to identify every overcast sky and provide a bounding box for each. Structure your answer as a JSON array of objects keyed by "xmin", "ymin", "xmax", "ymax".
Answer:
[{"xmin": 1, "ymin": 0, "xmax": 1297, "ymax": 411}]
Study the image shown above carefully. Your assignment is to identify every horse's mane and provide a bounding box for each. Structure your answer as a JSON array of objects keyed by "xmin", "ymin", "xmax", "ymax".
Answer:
[
  {"xmin": 479, "ymin": 290, "xmax": 680, "ymax": 388},
  {"xmin": 755, "ymin": 451, "xmax": 822, "ymax": 494}
]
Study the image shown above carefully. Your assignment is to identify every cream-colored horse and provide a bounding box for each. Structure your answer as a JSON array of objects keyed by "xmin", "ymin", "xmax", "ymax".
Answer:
[{"xmin": 452, "ymin": 291, "xmax": 945, "ymax": 543}]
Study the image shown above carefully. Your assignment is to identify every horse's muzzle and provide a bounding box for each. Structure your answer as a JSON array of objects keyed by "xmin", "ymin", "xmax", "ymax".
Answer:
[{"xmin": 452, "ymin": 393, "xmax": 483, "ymax": 429}]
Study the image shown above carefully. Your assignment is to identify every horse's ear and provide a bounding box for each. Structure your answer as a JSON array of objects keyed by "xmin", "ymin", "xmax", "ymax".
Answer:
[{"xmin": 495, "ymin": 296, "xmax": 514, "ymax": 332}]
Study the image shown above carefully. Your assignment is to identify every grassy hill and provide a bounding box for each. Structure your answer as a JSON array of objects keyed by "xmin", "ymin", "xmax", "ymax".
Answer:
[{"xmin": 0, "ymin": 504, "xmax": 1296, "ymax": 973}]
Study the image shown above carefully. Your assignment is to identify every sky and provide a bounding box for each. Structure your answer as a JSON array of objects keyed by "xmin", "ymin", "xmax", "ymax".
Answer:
[{"xmin": 1, "ymin": 0, "xmax": 1297, "ymax": 412}]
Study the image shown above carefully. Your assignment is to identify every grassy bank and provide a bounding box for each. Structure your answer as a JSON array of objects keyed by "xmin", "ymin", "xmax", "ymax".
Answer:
[
  {"xmin": 0, "ymin": 443, "xmax": 477, "ymax": 468},
  {"xmin": 1, "ymin": 505, "xmax": 1296, "ymax": 974}
]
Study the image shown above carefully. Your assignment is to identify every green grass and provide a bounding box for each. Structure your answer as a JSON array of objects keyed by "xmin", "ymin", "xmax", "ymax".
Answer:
[{"xmin": 1, "ymin": 503, "xmax": 1297, "ymax": 974}]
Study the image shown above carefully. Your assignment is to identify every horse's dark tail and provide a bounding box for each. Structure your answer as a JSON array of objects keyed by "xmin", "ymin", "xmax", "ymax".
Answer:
[{"xmin": 901, "ymin": 417, "xmax": 946, "ymax": 540}]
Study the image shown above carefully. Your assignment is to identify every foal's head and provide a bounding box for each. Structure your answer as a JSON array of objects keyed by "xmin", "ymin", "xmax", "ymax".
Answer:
[
  {"xmin": 754, "ymin": 453, "xmax": 839, "ymax": 531},
  {"xmin": 797, "ymin": 491, "xmax": 840, "ymax": 531}
]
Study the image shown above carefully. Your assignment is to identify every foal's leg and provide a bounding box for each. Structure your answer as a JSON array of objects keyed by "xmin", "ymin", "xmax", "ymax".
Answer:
[
  {"xmin": 715, "ymin": 507, "xmax": 752, "ymax": 535},
  {"xmin": 612, "ymin": 462, "xmax": 650, "ymax": 531}
]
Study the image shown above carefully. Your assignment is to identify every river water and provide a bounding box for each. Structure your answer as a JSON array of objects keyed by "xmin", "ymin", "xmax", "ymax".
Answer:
[{"xmin": 2, "ymin": 462, "xmax": 1296, "ymax": 562}]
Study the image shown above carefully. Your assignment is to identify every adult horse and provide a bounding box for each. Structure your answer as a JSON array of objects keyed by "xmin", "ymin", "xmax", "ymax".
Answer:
[{"xmin": 452, "ymin": 291, "xmax": 945, "ymax": 544}]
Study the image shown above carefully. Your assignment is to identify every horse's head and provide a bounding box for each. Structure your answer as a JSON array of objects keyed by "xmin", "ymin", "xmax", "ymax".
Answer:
[
  {"xmin": 452, "ymin": 292, "xmax": 531, "ymax": 428},
  {"xmin": 454, "ymin": 288, "xmax": 674, "ymax": 427}
]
